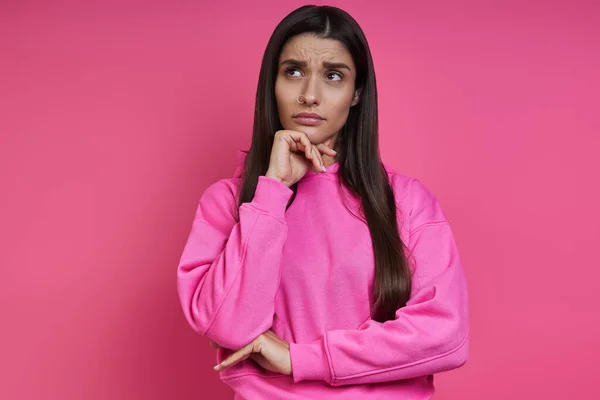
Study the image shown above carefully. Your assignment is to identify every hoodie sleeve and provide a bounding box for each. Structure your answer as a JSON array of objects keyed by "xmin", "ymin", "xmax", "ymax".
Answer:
[
  {"xmin": 289, "ymin": 178, "xmax": 469, "ymax": 386},
  {"xmin": 177, "ymin": 175, "xmax": 294, "ymax": 350}
]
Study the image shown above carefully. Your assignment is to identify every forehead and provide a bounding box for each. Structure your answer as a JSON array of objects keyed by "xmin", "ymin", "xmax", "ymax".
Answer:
[{"xmin": 279, "ymin": 34, "xmax": 353, "ymax": 64}]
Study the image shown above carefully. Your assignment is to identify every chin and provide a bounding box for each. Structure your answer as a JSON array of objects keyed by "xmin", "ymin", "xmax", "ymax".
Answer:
[
  {"xmin": 289, "ymin": 124, "xmax": 321, "ymax": 137},
  {"xmin": 303, "ymin": 130, "xmax": 326, "ymax": 143}
]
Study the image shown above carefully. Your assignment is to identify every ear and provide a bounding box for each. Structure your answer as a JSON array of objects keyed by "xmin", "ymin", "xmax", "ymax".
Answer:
[{"xmin": 351, "ymin": 88, "xmax": 362, "ymax": 106}]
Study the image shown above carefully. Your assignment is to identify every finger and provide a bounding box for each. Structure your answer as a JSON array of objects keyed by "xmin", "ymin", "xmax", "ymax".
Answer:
[
  {"xmin": 315, "ymin": 143, "xmax": 337, "ymax": 157},
  {"xmin": 312, "ymin": 145, "xmax": 326, "ymax": 173},
  {"xmin": 293, "ymin": 133, "xmax": 318, "ymax": 167},
  {"xmin": 231, "ymin": 353, "xmax": 252, "ymax": 367},
  {"xmin": 310, "ymin": 145, "xmax": 321, "ymax": 172},
  {"xmin": 287, "ymin": 132, "xmax": 312, "ymax": 155},
  {"xmin": 214, "ymin": 346, "xmax": 251, "ymax": 371},
  {"xmin": 292, "ymin": 133, "xmax": 311, "ymax": 157},
  {"xmin": 297, "ymin": 132, "xmax": 312, "ymax": 150},
  {"xmin": 280, "ymin": 134, "xmax": 298, "ymax": 153},
  {"xmin": 287, "ymin": 131, "xmax": 310, "ymax": 154},
  {"xmin": 249, "ymin": 353, "xmax": 268, "ymax": 368}
]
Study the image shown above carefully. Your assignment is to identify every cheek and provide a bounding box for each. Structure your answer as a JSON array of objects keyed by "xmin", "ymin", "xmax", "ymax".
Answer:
[
  {"xmin": 274, "ymin": 83, "xmax": 290, "ymax": 114},
  {"xmin": 274, "ymin": 85, "xmax": 282, "ymax": 110},
  {"xmin": 320, "ymin": 94, "xmax": 353, "ymax": 132},
  {"xmin": 329, "ymin": 93, "xmax": 354, "ymax": 119}
]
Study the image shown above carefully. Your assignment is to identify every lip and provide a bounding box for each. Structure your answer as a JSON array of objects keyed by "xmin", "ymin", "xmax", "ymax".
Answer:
[
  {"xmin": 294, "ymin": 117, "xmax": 325, "ymax": 126},
  {"xmin": 293, "ymin": 112, "xmax": 325, "ymax": 126},
  {"xmin": 294, "ymin": 112, "xmax": 324, "ymax": 119}
]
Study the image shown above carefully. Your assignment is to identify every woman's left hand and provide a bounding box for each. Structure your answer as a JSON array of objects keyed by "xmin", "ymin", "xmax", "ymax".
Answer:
[{"xmin": 211, "ymin": 330, "xmax": 292, "ymax": 375}]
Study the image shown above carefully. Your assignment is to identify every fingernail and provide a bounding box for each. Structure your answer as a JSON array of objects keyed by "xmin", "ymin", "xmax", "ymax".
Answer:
[
  {"xmin": 213, "ymin": 364, "xmax": 220, "ymax": 370},
  {"xmin": 321, "ymin": 165, "xmax": 327, "ymax": 173}
]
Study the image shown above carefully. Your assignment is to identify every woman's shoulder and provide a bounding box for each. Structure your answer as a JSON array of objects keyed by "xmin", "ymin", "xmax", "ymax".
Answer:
[
  {"xmin": 232, "ymin": 149, "xmax": 249, "ymax": 179},
  {"xmin": 382, "ymin": 163, "xmax": 428, "ymax": 205},
  {"xmin": 203, "ymin": 150, "xmax": 247, "ymax": 198},
  {"xmin": 197, "ymin": 150, "xmax": 247, "ymax": 214},
  {"xmin": 383, "ymin": 163, "xmax": 447, "ymax": 227}
]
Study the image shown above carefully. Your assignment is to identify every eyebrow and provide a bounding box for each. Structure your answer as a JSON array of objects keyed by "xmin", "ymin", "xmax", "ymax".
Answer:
[{"xmin": 279, "ymin": 59, "xmax": 352, "ymax": 71}]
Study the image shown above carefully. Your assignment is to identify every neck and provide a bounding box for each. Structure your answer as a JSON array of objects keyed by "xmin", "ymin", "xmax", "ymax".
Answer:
[
  {"xmin": 322, "ymin": 131, "xmax": 340, "ymax": 167},
  {"xmin": 322, "ymin": 154, "xmax": 338, "ymax": 168}
]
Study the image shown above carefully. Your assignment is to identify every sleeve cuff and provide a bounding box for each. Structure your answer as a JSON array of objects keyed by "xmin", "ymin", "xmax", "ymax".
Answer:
[
  {"xmin": 290, "ymin": 337, "xmax": 332, "ymax": 384},
  {"xmin": 248, "ymin": 176, "xmax": 294, "ymax": 221}
]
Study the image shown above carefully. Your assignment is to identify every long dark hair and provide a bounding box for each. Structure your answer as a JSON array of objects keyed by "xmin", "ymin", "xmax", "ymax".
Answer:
[{"xmin": 237, "ymin": 5, "xmax": 411, "ymax": 323}]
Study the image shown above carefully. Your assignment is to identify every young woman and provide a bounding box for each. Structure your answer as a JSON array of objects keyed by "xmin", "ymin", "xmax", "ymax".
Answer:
[{"xmin": 177, "ymin": 5, "xmax": 469, "ymax": 399}]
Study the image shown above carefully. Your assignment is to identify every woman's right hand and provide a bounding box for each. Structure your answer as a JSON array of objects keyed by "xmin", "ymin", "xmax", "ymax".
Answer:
[{"xmin": 265, "ymin": 130, "xmax": 337, "ymax": 187}]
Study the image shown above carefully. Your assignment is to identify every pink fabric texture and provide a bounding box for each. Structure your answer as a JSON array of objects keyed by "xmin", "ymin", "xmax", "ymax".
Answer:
[{"xmin": 177, "ymin": 150, "xmax": 469, "ymax": 399}]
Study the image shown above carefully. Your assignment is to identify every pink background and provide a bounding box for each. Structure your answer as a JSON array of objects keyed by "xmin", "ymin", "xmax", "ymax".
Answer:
[{"xmin": 1, "ymin": 0, "xmax": 599, "ymax": 398}]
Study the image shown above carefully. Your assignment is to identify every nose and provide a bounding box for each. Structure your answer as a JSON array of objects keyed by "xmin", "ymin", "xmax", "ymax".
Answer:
[{"xmin": 300, "ymin": 75, "xmax": 321, "ymax": 106}]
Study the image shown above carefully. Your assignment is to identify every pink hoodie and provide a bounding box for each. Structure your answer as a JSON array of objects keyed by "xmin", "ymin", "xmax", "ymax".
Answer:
[{"xmin": 177, "ymin": 150, "xmax": 469, "ymax": 399}]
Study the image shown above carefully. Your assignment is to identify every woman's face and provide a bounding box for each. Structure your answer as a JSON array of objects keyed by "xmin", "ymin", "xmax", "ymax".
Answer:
[{"xmin": 275, "ymin": 33, "xmax": 360, "ymax": 148}]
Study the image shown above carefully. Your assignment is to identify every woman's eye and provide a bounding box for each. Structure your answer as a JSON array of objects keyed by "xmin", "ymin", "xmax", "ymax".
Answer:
[
  {"xmin": 327, "ymin": 72, "xmax": 343, "ymax": 81},
  {"xmin": 286, "ymin": 68, "xmax": 302, "ymax": 77}
]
